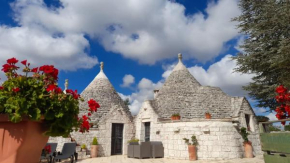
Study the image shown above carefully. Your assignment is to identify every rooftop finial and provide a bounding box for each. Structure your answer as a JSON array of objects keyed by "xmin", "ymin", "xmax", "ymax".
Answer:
[
  {"xmin": 63, "ymin": 79, "xmax": 68, "ymax": 94},
  {"xmin": 178, "ymin": 53, "xmax": 182, "ymax": 62},
  {"xmin": 100, "ymin": 62, "xmax": 104, "ymax": 71}
]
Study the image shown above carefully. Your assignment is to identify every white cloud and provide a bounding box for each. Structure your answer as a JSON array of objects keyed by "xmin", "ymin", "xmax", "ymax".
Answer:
[
  {"xmin": 0, "ymin": 26, "xmax": 98, "ymax": 71},
  {"xmin": 162, "ymin": 55, "xmax": 255, "ymax": 96},
  {"xmin": 119, "ymin": 78, "xmax": 163, "ymax": 115},
  {"xmin": 254, "ymin": 107, "xmax": 267, "ymax": 114},
  {"xmin": 6, "ymin": 0, "xmax": 240, "ymax": 65},
  {"xmin": 121, "ymin": 74, "xmax": 135, "ymax": 88},
  {"xmin": 266, "ymin": 113, "xmax": 277, "ymax": 121}
]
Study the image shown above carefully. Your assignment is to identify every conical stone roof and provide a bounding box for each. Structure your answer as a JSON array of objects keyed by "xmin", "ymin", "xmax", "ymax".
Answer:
[
  {"xmin": 152, "ymin": 54, "xmax": 234, "ymax": 119},
  {"xmin": 79, "ymin": 62, "xmax": 132, "ymax": 122}
]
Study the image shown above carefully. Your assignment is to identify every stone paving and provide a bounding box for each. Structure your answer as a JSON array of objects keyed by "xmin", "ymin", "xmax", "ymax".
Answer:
[{"xmin": 57, "ymin": 155, "xmax": 264, "ymax": 163}]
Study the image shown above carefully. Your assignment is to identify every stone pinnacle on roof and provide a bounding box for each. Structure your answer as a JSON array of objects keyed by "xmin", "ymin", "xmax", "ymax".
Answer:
[
  {"xmin": 95, "ymin": 62, "xmax": 108, "ymax": 79},
  {"xmin": 178, "ymin": 53, "xmax": 182, "ymax": 61},
  {"xmin": 100, "ymin": 62, "xmax": 104, "ymax": 70},
  {"xmin": 173, "ymin": 53, "xmax": 187, "ymax": 71},
  {"xmin": 63, "ymin": 79, "xmax": 68, "ymax": 94}
]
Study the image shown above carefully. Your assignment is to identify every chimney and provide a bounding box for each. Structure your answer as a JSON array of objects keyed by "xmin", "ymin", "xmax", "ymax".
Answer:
[{"xmin": 153, "ymin": 89, "xmax": 159, "ymax": 99}]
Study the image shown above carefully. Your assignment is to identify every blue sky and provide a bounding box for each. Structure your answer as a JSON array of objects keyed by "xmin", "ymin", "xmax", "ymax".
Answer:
[{"xmin": 0, "ymin": 0, "xmax": 275, "ymax": 118}]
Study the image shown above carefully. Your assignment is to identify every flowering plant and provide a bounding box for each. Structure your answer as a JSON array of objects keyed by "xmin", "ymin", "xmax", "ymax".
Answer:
[
  {"xmin": 275, "ymin": 85, "xmax": 290, "ymax": 125},
  {"xmin": 43, "ymin": 145, "xmax": 51, "ymax": 155},
  {"xmin": 0, "ymin": 57, "xmax": 100, "ymax": 137}
]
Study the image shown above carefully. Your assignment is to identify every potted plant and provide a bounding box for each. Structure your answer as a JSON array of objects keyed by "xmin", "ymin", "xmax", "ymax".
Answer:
[
  {"xmin": 91, "ymin": 137, "xmax": 99, "ymax": 158},
  {"xmin": 241, "ymin": 127, "xmax": 253, "ymax": 158},
  {"xmin": 80, "ymin": 144, "xmax": 87, "ymax": 152},
  {"xmin": 205, "ymin": 111, "xmax": 211, "ymax": 119},
  {"xmin": 183, "ymin": 135, "xmax": 198, "ymax": 161},
  {"xmin": 41, "ymin": 144, "xmax": 51, "ymax": 157},
  {"xmin": 0, "ymin": 57, "xmax": 100, "ymax": 163},
  {"xmin": 127, "ymin": 138, "xmax": 139, "ymax": 145},
  {"xmin": 171, "ymin": 113, "xmax": 181, "ymax": 120}
]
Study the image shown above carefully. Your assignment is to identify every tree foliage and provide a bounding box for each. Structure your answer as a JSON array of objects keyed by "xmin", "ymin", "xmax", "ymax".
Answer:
[
  {"xmin": 233, "ymin": 0, "xmax": 290, "ymax": 110},
  {"xmin": 256, "ymin": 115, "xmax": 269, "ymax": 122}
]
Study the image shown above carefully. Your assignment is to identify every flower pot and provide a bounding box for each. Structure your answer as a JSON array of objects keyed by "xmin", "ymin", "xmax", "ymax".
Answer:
[
  {"xmin": 90, "ymin": 145, "xmax": 98, "ymax": 158},
  {"xmin": 171, "ymin": 116, "xmax": 180, "ymax": 120},
  {"xmin": 244, "ymin": 142, "xmax": 253, "ymax": 158},
  {"xmin": 205, "ymin": 113, "xmax": 211, "ymax": 119},
  {"xmin": 188, "ymin": 145, "xmax": 197, "ymax": 161},
  {"xmin": 0, "ymin": 114, "xmax": 49, "ymax": 163}
]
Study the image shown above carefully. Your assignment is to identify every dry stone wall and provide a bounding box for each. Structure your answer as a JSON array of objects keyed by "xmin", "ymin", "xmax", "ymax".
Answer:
[
  {"xmin": 135, "ymin": 101, "xmax": 262, "ymax": 160},
  {"xmin": 152, "ymin": 68, "xmax": 234, "ymax": 119},
  {"xmin": 49, "ymin": 105, "xmax": 134, "ymax": 157}
]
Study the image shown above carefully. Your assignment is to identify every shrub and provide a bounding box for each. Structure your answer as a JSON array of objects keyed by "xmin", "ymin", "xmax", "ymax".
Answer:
[
  {"xmin": 92, "ymin": 137, "xmax": 98, "ymax": 145},
  {"xmin": 183, "ymin": 135, "xmax": 198, "ymax": 145}
]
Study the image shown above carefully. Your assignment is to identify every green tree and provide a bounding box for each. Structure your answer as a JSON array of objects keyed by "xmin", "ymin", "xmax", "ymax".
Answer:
[
  {"xmin": 256, "ymin": 116, "xmax": 269, "ymax": 122},
  {"xmin": 285, "ymin": 125, "xmax": 290, "ymax": 131},
  {"xmin": 124, "ymin": 98, "xmax": 130, "ymax": 106},
  {"xmin": 233, "ymin": 0, "xmax": 290, "ymax": 110}
]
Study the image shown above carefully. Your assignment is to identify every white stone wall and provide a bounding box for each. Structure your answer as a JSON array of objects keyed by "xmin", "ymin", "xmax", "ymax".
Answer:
[
  {"xmin": 49, "ymin": 105, "xmax": 134, "ymax": 157},
  {"xmin": 236, "ymin": 99, "xmax": 263, "ymax": 156},
  {"xmin": 135, "ymin": 101, "xmax": 262, "ymax": 160}
]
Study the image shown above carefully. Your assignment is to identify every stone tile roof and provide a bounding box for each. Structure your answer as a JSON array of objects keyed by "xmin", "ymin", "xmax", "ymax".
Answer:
[
  {"xmin": 151, "ymin": 54, "xmax": 245, "ymax": 119},
  {"xmin": 79, "ymin": 62, "xmax": 132, "ymax": 123}
]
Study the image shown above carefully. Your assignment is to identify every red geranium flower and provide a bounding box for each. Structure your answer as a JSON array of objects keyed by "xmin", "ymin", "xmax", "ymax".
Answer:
[
  {"xmin": 12, "ymin": 87, "xmax": 20, "ymax": 93},
  {"xmin": 55, "ymin": 87, "xmax": 62, "ymax": 94},
  {"xmin": 44, "ymin": 145, "xmax": 51, "ymax": 154},
  {"xmin": 276, "ymin": 85, "xmax": 287, "ymax": 94},
  {"xmin": 46, "ymin": 84, "xmax": 56, "ymax": 92},
  {"xmin": 39, "ymin": 65, "xmax": 59, "ymax": 80},
  {"xmin": 31, "ymin": 67, "xmax": 38, "ymax": 73},
  {"xmin": 2, "ymin": 64, "xmax": 12, "ymax": 72},
  {"xmin": 0, "ymin": 86, "xmax": 3, "ymax": 90},
  {"xmin": 88, "ymin": 112, "xmax": 91, "ymax": 116},
  {"xmin": 88, "ymin": 99, "xmax": 100, "ymax": 112},
  {"xmin": 21, "ymin": 60, "xmax": 27, "ymax": 66},
  {"xmin": 7, "ymin": 57, "xmax": 18, "ymax": 64}
]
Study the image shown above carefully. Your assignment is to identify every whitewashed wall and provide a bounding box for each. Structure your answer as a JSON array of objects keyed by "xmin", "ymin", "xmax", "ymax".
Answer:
[
  {"xmin": 49, "ymin": 105, "xmax": 134, "ymax": 157},
  {"xmin": 134, "ymin": 100, "xmax": 262, "ymax": 160}
]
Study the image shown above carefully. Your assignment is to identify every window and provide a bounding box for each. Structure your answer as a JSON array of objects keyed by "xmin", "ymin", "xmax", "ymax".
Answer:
[
  {"xmin": 245, "ymin": 114, "xmax": 250, "ymax": 131},
  {"xmin": 245, "ymin": 114, "xmax": 254, "ymax": 132}
]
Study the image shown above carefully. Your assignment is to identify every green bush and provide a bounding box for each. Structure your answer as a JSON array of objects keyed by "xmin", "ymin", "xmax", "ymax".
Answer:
[{"xmin": 92, "ymin": 137, "xmax": 98, "ymax": 145}]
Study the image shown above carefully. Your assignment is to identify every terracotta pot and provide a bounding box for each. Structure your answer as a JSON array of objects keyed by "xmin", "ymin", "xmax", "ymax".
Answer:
[
  {"xmin": 175, "ymin": 116, "xmax": 181, "ymax": 120},
  {"xmin": 244, "ymin": 142, "xmax": 253, "ymax": 158},
  {"xmin": 0, "ymin": 114, "xmax": 49, "ymax": 163},
  {"xmin": 171, "ymin": 116, "xmax": 176, "ymax": 120},
  {"xmin": 205, "ymin": 113, "xmax": 211, "ymax": 119},
  {"xmin": 188, "ymin": 145, "xmax": 197, "ymax": 161},
  {"xmin": 90, "ymin": 145, "xmax": 98, "ymax": 158}
]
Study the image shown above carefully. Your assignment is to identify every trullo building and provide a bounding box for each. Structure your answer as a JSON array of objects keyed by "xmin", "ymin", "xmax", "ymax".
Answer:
[{"xmin": 50, "ymin": 54, "xmax": 262, "ymax": 160}]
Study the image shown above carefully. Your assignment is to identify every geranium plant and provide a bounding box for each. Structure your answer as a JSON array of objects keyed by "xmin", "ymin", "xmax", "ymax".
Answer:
[
  {"xmin": 42, "ymin": 145, "xmax": 51, "ymax": 155},
  {"xmin": 275, "ymin": 85, "xmax": 290, "ymax": 125},
  {"xmin": 0, "ymin": 57, "xmax": 100, "ymax": 137}
]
